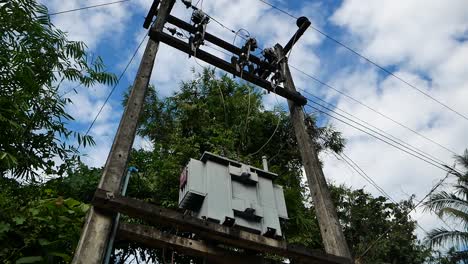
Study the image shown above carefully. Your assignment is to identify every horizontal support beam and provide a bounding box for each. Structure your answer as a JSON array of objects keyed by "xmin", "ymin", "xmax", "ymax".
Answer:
[
  {"xmin": 93, "ymin": 189, "xmax": 350, "ymax": 264},
  {"xmin": 118, "ymin": 223, "xmax": 267, "ymax": 264},
  {"xmin": 149, "ymin": 30, "xmax": 307, "ymax": 105}
]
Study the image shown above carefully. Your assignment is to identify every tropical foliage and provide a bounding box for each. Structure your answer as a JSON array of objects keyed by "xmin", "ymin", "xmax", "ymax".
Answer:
[
  {"xmin": 0, "ymin": 0, "xmax": 116, "ymax": 180},
  {"xmin": 0, "ymin": 176, "xmax": 89, "ymax": 263},
  {"xmin": 331, "ymin": 185, "xmax": 430, "ymax": 263},
  {"xmin": 424, "ymin": 150, "xmax": 468, "ymax": 262}
]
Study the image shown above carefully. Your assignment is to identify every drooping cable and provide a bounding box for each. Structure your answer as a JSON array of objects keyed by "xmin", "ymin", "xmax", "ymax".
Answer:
[
  {"xmin": 356, "ymin": 164, "xmax": 456, "ymax": 260},
  {"xmin": 304, "ymin": 102, "xmax": 458, "ymax": 175},
  {"xmin": 301, "ymin": 88, "xmax": 447, "ymax": 165},
  {"xmin": 290, "ymin": 65, "xmax": 458, "ymax": 156},
  {"xmin": 332, "ymin": 152, "xmax": 429, "ymax": 234},
  {"xmin": 44, "ymin": 0, "xmax": 130, "ymax": 17}
]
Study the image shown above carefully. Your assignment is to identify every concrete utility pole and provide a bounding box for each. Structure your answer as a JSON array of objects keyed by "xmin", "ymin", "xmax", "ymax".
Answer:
[
  {"xmin": 274, "ymin": 44, "xmax": 353, "ymax": 260},
  {"xmin": 71, "ymin": 1, "xmax": 175, "ymax": 263}
]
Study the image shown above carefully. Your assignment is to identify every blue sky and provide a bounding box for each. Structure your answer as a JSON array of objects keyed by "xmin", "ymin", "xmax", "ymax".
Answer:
[{"xmin": 43, "ymin": 0, "xmax": 468, "ymax": 240}]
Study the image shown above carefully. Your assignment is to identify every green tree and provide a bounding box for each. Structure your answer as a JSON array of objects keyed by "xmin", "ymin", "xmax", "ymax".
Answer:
[
  {"xmin": 0, "ymin": 176, "xmax": 90, "ymax": 263},
  {"xmin": 424, "ymin": 150, "xmax": 468, "ymax": 262},
  {"xmin": 127, "ymin": 68, "xmax": 345, "ymax": 247},
  {"xmin": 0, "ymin": 0, "xmax": 116, "ymax": 179},
  {"xmin": 331, "ymin": 185, "xmax": 430, "ymax": 263}
]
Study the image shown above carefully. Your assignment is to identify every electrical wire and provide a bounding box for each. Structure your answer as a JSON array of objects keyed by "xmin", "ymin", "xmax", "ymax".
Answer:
[
  {"xmin": 84, "ymin": 31, "xmax": 148, "ymax": 138},
  {"xmin": 299, "ymin": 88, "xmax": 445, "ymax": 167},
  {"xmin": 172, "ymin": 12, "xmax": 457, "ymax": 173},
  {"xmin": 170, "ymin": 10, "xmax": 458, "ymax": 173},
  {"xmin": 356, "ymin": 164, "xmax": 455, "ymax": 260},
  {"xmin": 44, "ymin": 0, "xmax": 130, "ymax": 17},
  {"xmin": 307, "ymin": 100, "xmax": 451, "ymax": 171},
  {"xmin": 290, "ymin": 65, "xmax": 458, "ymax": 156},
  {"xmin": 257, "ymin": 0, "xmax": 297, "ymax": 19},
  {"xmin": 332, "ymin": 152, "xmax": 429, "ymax": 234},
  {"xmin": 304, "ymin": 102, "xmax": 458, "ymax": 175},
  {"xmin": 250, "ymin": 93, "xmax": 282, "ymax": 156},
  {"xmin": 338, "ymin": 152, "xmax": 395, "ymax": 203},
  {"xmin": 171, "ymin": 12, "xmax": 460, "ymax": 176},
  {"xmin": 256, "ymin": 0, "xmax": 468, "ymax": 122},
  {"xmin": 60, "ymin": 83, "xmax": 82, "ymax": 98},
  {"xmin": 177, "ymin": 10, "xmax": 460, "ymax": 172}
]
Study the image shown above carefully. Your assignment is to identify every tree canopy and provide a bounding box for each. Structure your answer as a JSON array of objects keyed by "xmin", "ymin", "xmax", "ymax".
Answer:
[{"xmin": 0, "ymin": 0, "xmax": 116, "ymax": 179}]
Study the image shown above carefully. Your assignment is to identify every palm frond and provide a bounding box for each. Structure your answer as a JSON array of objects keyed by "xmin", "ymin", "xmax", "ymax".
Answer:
[
  {"xmin": 424, "ymin": 191, "xmax": 468, "ymax": 214},
  {"xmin": 455, "ymin": 150, "xmax": 468, "ymax": 172},
  {"xmin": 454, "ymin": 184, "xmax": 468, "ymax": 201},
  {"xmin": 426, "ymin": 228, "xmax": 468, "ymax": 249},
  {"xmin": 438, "ymin": 207, "xmax": 468, "ymax": 229}
]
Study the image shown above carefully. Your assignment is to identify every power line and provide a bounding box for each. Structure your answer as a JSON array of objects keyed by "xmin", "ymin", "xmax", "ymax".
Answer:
[
  {"xmin": 305, "ymin": 100, "xmax": 452, "ymax": 172},
  {"xmin": 250, "ymin": 95, "xmax": 282, "ymax": 156},
  {"xmin": 171, "ymin": 12, "xmax": 459, "ymax": 171},
  {"xmin": 338, "ymin": 153, "xmax": 395, "ymax": 203},
  {"xmin": 301, "ymin": 88, "xmax": 448, "ymax": 166},
  {"xmin": 172, "ymin": 12, "xmax": 458, "ymax": 170},
  {"xmin": 357, "ymin": 164, "xmax": 455, "ymax": 260},
  {"xmin": 84, "ymin": 31, "xmax": 147, "ymax": 137},
  {"xmin": 304, "ymin": 102, "xmax": 457, "ymax": 175},
  {"xmin": 257, "ymin": 0, "xmax": 297, "ymax": 19},
  {"xmin": 256, "ymin": 0, "xmax": 468, "ymax": 122},
  {"xmin": 290, "ymin": 65, "xmax": 458, "ymax": 156},
  {"xmin": 44, "ymin": 0, "xmax": 130, "ymax": 17},
  {"xmin": 333, "ymin": 152, "xmax": 429, "ymax": 234}
]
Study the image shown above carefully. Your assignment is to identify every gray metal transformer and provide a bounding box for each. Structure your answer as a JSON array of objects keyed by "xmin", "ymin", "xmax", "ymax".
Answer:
[{"xmin": 178, "ymin": 152, "xmax": 288, "ymax": 238}]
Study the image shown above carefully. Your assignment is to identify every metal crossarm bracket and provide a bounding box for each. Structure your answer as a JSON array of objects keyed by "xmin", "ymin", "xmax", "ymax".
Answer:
[
  {"xmin": 231, "ymin": 38, "xmax": 258, "ymax": 74},
  {"xmin": 189, "ymin": 9, "xmax": 209, "ymax": 56},
  {"xmin": 149, "ymin": 29, "xmax": 307, "ymax": 105}
]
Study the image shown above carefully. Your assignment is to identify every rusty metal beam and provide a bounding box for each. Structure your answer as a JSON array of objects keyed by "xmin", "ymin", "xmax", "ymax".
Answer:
[
  {"xmin": 143, "ymin": 0, "xmax": 160, "ymax": 29},
  {"xmin": 148, "ymin": 30, "xmax": 308, "ymax": 106},
  {"xmin": 93, "ymin": 189, "xmax": 351, "ymax": 264},
  {"xmin": 118, "ymin": 223, "xmax": 267, "ymax": 264}
]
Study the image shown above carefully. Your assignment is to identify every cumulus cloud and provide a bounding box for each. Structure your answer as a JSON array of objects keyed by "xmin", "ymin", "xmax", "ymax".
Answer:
[{"xmin": 323, "ymin": 0, "xmax": 468, "ymax": 238}]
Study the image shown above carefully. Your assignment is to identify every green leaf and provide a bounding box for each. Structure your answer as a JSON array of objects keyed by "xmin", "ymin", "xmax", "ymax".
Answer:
[
  {"xmin": 0, "ymin": 222, "xmax": 11, "ymax": 234},
  {"xmin": 28, "ymin": 208, "xmax": 40, "ymax": 216},
  {"xmin": 13, "ymin": 216, "xmax": 26, "ymax": 225},
  {"xmin": 49, "ymin": 252, "xmax": 70, "ymax": 260},
  {"xmin": 38, "ymin": 238, "xmax": 52, "ymax": 246},
  {"xmin": 63, "ymin": 198, "xmax": 80, "ymax": 208},
  {"xmin": 79, "ymin": 203, "xmax": 90, "ymax": 213},
  {"xmin": 15, "ymin": 256, "xmax": 43, "ymax": 264}
]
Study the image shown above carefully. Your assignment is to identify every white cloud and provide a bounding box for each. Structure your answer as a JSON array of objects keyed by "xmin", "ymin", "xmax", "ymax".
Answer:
[
  {"xmin": 65, "ymin": 87, "xmax": 114, "ymax": 125},
  {"xmin": 43, "ymin": 0, "xmax": 133, "ymax": 49},
  {"xmin": 325, "ymin": 0, "xmax": 468, "ymax": 238},
  {"xmin": 331, "ymin": 0, "xmax": 468, "ymax": 71}
]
